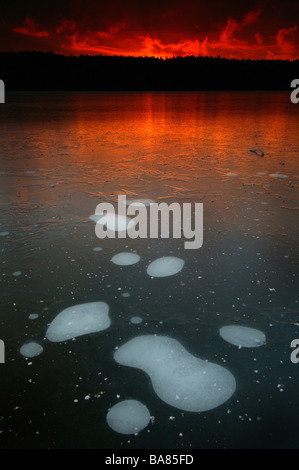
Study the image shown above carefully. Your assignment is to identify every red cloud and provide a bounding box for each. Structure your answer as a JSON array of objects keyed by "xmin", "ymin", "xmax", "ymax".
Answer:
[
  {"xmin": 13, "ymin": 17, "xmax": 50, "ymax": 38},
  {"xmin": 277, "ymin": 26, "xmax": 299, "ymax": 57},
  {"xmin": 142, "ymin": 36, "xmax": 208, "ymax": 58},
  {"xmin": 9, "ymin": 8, "xmax": 299, "ymax": 61}
]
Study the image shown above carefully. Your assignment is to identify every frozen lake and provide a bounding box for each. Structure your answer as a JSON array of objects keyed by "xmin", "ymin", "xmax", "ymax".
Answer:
[{"xmin": 0, "ymin": 92, "xmax": 298, "ymax": 449}]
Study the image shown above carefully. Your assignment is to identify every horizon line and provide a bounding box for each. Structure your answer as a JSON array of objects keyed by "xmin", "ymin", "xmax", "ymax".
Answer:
[{"xmin": 0, "ymin": 50, "xmax": 298, "ymax": 63}]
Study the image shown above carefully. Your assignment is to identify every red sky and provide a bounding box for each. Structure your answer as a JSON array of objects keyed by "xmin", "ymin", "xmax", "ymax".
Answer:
[{"xmin": 1, "ymin": 0, "xmax": 299, "ymax": 60}]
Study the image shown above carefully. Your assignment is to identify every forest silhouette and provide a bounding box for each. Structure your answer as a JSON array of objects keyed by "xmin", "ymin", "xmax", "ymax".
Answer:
[{"xmin": 0, "ymin": 51, "xmax": 297, "ymax": 91}]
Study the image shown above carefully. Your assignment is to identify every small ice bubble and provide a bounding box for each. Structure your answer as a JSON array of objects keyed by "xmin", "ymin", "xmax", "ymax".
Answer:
[
  {"xmin": 46, "ymin": 302, "xmax": 111, "ymax": 342},
  {"xmin": 106, "ymin": 400, "xmax": 151, "ymax": 435},
  {"xmin": 20, "ymin": 342, "xmax": 43, "ymax": 358},
  {"xmin": 220, "ymin": 325, "xmax": 266, "ymax": 348},
  {"xmin": 28, "ymin": 314, "xmax": 39, "ymax": 320},
  {"xmin": 111, "ymin": 252, "xmax": 141, "ymax": 266},
  {"xmin": 147, "ymin": 256, "xmax": 185, "ymax": 278},
  {"xmin": 130, "ymin": 316, "xmax": 143, "ymax": 324},
  {"xmin": 122, "ymin": 293, "xmax": 130, "ymax": 298}
]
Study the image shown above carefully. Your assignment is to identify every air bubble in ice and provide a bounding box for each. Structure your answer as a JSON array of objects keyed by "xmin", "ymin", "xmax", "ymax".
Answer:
[
  {"xmin": 106, "ymin": 400, "xmax": 150, "ymax": 435},
  {"xmin": 147, "ymin": 257, "xmax": 184, "ymax": 278},
  {"xmin": 219, "ymin": 325, "xmax": 266, "ymax": 348},
  {"xmin": 20, "ymin": 342, "xmax": 43, "ymax": 358},
  {"xmin": 46, "ymin": 302, "xmax": 111, "ymax": 342},
  {"xmin": 114, "ymin": 335, "xmax": 236, "ymax": 412},
  {"xmin": 111, "ymin": 252, "xmax": 141, "ymax": 266}
]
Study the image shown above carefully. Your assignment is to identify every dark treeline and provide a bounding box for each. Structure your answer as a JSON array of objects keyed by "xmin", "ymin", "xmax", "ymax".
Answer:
[{"xmin": 0, "ymin": 51, "xmax": 298, "ymax": 91}]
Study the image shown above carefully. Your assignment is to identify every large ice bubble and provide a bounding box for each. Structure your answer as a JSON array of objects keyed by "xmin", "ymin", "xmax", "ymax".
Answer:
[
  {"xmin": 220, "ymin": 325, "xmax": 266, "ymax": 348},
  {"xmin": 106, "ymin": 400, "xmax": 151, "ymax": 435},
  {"xmin": 114, "ymin": 335, "xmax": 236, "ymax": 412},
  {"xmin": 147, "ymin": 257, "xmax": 184, "ymax": 278},
  {"xmin": 20, "ymin": 342, "xmax": 43, "ymax": 358},
  {"xmin": 111, "ymin": 252, "xmax": 141, "ymax": 266},
  {"xmin": 46, "ymin": 302, "xmax": 111, "ymax": 342}
]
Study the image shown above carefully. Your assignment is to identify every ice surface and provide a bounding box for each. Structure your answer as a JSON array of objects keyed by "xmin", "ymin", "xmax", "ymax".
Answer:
[
  {"xmin": 220, "ymin": 325, "xmax": 266, "ymax": 348},
  {"xmin": 147, "ymin": 257, "xmax": 184, "ymax": 278},
  {"xmin": 114, "ymin": 335, "xmax": 236, "ymax": 412},
  {"xmin": 106, "ymin": 400, "xmax": 151, "ymax": 434},
  {"xmin": 46, "ymin": 302, "xmax": 111, "ymax": 342},
  {"xmin": 111, "ymin": 252, "xmax": 141, "ymax": 266},
  {"xmin": 20, "ymin": 342, "xmax": 43, "ymax": 358}
]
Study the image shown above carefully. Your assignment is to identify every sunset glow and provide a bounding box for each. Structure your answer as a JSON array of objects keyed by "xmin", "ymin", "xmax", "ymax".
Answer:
[{"xmin": 1, "ymin": 0, "xmax": 299, "ymax": 60}]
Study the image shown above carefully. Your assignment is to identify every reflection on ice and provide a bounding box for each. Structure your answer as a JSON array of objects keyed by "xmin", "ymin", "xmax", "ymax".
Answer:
[
  {"xmin": 114, "ymin": 335, "xmax": 236, "ymax": 412},
  {"xmin": 106, "ymin": 400, "xmax": 151, "ymax": 435},
  {"xmin": 46, "ymin": 302, "xmax": 111, "ymax": 342}
]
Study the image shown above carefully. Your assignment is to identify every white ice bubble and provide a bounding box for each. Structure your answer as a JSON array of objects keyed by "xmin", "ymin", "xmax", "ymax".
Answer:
[
  {"xmin": 29, "ymin": 314, "xmax": 39, "ymax": 320},
  {"xmin": 219, "ymin": 325, "xmax": 266, "ymax": 348},
  {"xmin": 122, "ymin": 293, "xmax": 131, "ymax": 298},
  {"xmin": 147, "ymin": 257, "xmax": 184, "ymax": 278},
  {"xmin": 106, "ymin": 400, "xmax": 150, "ymax": 435},
  {"xmin": 46, "ymin": 302, "xmax": 111, "ymax": 342},
  {"xmin": 126, "ymin": 199, "xmax": 155, "ymax": 207},
  {"xmin": 130, "ymin": 316, "xmax": 143, "ymax": 324},
  {"xmin": 90, "ymin": 213, "xmax": 133, "ymax": 232},
  {"xmin": 0, "ymin": 232, "xmax": 9, "ymax": 237},
  {"xmin": 114, "ymin": 335, "xmax": 236, "ymax": 412},
  {"xmin": 111, "ymin": 252, "xmax": 141, "ymax": 266},
  {"xmin": 269, "ymin": 174, "xmax": 287, "ymax": 179},
  {"xmin": 20, "ymin": 342, "xmax": 43, "ymax": 358},
  {"xmin": 12, "ymin": 271, "xmax": 22, "ymax": 277},
  {"xmin": 92, "ymin": 247, "xmax": 103, "ymax": 252}
]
